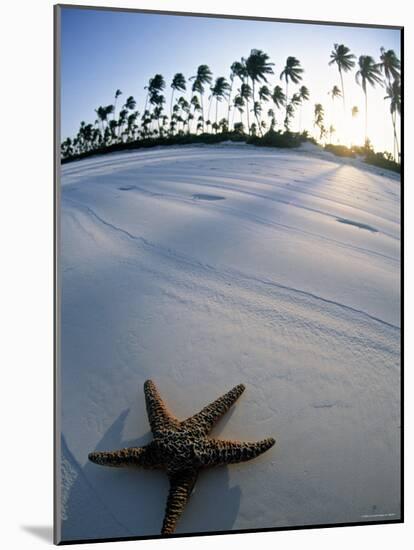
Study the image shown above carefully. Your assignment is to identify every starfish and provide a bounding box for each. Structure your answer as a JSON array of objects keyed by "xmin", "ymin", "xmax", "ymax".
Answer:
[{"xmin": 88, "ymin": 380, "xmax": 275, "ymax": 535}]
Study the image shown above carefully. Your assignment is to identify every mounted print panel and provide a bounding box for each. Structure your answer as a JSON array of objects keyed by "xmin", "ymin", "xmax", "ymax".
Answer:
[{"xmin": 54, "ymin": 4, "xmax": 402, "ymax": 545}]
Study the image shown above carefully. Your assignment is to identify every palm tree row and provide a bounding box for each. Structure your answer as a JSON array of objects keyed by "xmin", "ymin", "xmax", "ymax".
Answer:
[
  {"xmin": 329, "ymin": 43, "xmax": 401, "ymax": 157},
  {"xmin": 62, "ymin": 44, "xmax": 401, "ymax": 162}
]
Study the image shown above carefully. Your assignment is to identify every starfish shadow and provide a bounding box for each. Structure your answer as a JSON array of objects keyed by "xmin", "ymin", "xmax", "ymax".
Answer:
[
  {"xmin": 62, "ymin": 408, "xmax": 241, "ymax": 541},
  {"xmin": 176, "ymin": 404, "xmax": 242, "ymax": 534},
  {"xmin": 178, "ymin": 467, "xmax": 242, "ymax": 534}
]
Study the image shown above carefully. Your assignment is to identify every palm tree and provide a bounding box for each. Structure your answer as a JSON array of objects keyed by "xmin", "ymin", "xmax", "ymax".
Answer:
[
  {"xmin": 126, "ymin": 111, "xmax": 138, "ymax": 141},
  {"xmin": 286, "ymin": 93, "xmax": 301, "ymax": 132},
  {"xmin": 149, "ymin": 74, "xmax": 165, "ymax": 94},
  {"xmin": 314, "ymin": 103, "xmax": 325, "ymax": 141},
  {"xmin": 232, "ymin": 95, "xmax": 245, "ymax": 129},
  {"xmin": 95, "ymin": 106, "xmax": 108, "ymax": 134},
  {"xmin": 141, "ymin": 110, "xmax": 151, "ymax": 138},
  {"xmin": 211, "ymin": 77, "xmax": 231, "ymax": 130},
  {"xmin": 143, "ymin": 75, "xmax": 165, "ymax": 134},
  {"xmin": 170, "ymin": 73, "xmax": 186, "ymax": 128},
  {"xmin": 245, "ymin": 49, "xmax": 274, "ymax": 133},
  {"xmin": 190, "ymin": 94, "xmax": 202, "ymax": 134},
  {"xmin": 355, "ymin": 55, "xmax": 383, "ymax": 144},
  {"xmin": 284, "ymin": 103, "xmax": 295, "ymax": 131},
  {"xmin": 245, "ymin": 50, "xmax": 274, "ymax": 94},
  {"xmin": 61, "ymin": 137, "xmax": 73, "ymax": 159},
  {"xmin": 258, "ymin": 85, "xmax": 271, "ymax": 134},
  {"xmin": 103, "ymin": 125, "xmax": 111, "ymax": 146},
  {"xmin": 190, "ymin": 65, "xmax": 213, "ymax": 132},
  {"xmin": 177, "ymin": 96, "xmax": 190, "ymax": 134},
  {"xmin": 328, "ymin": 124, "xmax": 336, "ymax": 144},
  {"xmin": 219, "ymin": 118, "xmax": 228, "ymax": 134},
  {"xmin": 253, "ymin": 101, "xmax": 263, "ymax": 135},
  {"xmin": 228, "ymin": 61, "xmax": 246, "ymax": 127},
  {"xmin": 271, "ymin": 85, "xmax": 286, "ymax": 128},
  {"xmin": 92, "ymin": 127, "xmax": 101, "ymax": 149},
  {"xmin": 80, "ymin": 122, "xmax": 93, "ymax": 151},
  {"xmin": 233, "ymin": 121, "xmax": 244, "ymax": 135},
  {"xmin": 384, "ymin": 79, "xmax": 401, "ymax": 161},
  {"xmin": 117, "ymin": 108, "xmax": 128, "ymax": 138},
  {"xmin": 379, "ymin": 47, "xmax": 400, "ymax": 160},
  {"xmin": 109, "ymin": 119, "xmax": 118, "ymax": 142},
  {"xmin": 144, "ymin": 74, "xmax": 166, "ymax": 113},
  {"xmin": 298, "ymin": 85, "xmax": 310, "ymax": 132},
  {"xmin": 379, "ymin": 48, "xmax": 400, "ymax": 84},
  {"xmin": 206, "ymin": 83, "xmax": 215, "ymax": 130},
  {"xmin": 329, "ymin": 85, "xmax": 342, "ymax": 133},
  {"xmin": 258, "ymin": 85, "xmax": 271, "ymax": 102},
  {"xmin": 280, "ymin": 57, "xmax": 304, "ymax": 128},
  {"xmin": 113, "ymin": 89, "xmax": 122, "ymax": 119},
  {"xmin": 76, "ymin": 121, "xmax": 85, "ymax": 152},
  {"xmin": 267, "ymin": 108, "xmax": 276, "ymax": 130},
  {"xmin": 151, "ymin": 94, "xmax": 166, "ymax": 134},
  {"xmin": 290, "ymin": 93, "xmax": 301, "ymax": 107},
  {"xmin": 239, "ymin": 82, "xmax": 252, "ymax": 133},
  {"xmin": 104, "ymin": 105, "xmax": 114, "ymax": 127},
  {"xmin": 329, "ymin": 44, "xmax": 356, "ymax": 109},
  {"xmin": 123, "ymin": 96, "xmax": 136, "ymax": 111},
  {"xmin": 329, "ymin": 85, "xmax": 342, "ymax": 102}
]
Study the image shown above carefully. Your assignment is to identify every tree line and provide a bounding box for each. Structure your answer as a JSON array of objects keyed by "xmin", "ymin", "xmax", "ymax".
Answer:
[{"xmin": 61, "ymin": 45, "xmax": 401, "ymax": 162}]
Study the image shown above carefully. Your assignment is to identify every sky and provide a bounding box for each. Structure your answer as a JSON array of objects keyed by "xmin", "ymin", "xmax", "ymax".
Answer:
[{"xmin": 60, "ymin": 6, "xmax": 401, "ymax": 153}]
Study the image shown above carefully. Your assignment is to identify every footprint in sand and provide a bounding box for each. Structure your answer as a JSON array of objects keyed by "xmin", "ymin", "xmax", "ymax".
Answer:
[
  {"xmin": 336, "ymin": 217, "xmax": 378, "ymax": 233},
  {"xmin": 192, "ymin": 194, "xmax": 225, "ymax": 201},
  {"xmin": 118, "ymin": 186, "xmax": 136, "ymax": 191}
]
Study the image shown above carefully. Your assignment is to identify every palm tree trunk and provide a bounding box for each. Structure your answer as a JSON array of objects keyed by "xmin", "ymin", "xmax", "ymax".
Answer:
[
  {"xmin": 257, "ymin": 105, "xmax": 263, "ymax": 137},
  {"xmin": 200, "ymin": 93, "xmax": 204, "ymax": 133},
  {"xmin": 170, "ymin": 89, "xmax": 175, "ymax": 135},
  {"xmin": 246, "ymin": 99, "xmax": 250, "ymax": 135},
  {"xmin": 144, "ymin": 91, "xmax": 149, "ymax": 115},
  {"xmin": 392, "ymin": 111, "xmax": 396, "ymax": 161},
  {"xmin": 364, "ymin": 90, "xmax": 368, "ymax": 145},
  {"xmin": 285, "ymin": 79, "xmax": 289, "ymax": 130},
  {"xmin": 252, "ymin": 80, "xmax": 261, "ymax": 136},
  {"xmin": 227, "ymin": 80, "xmax": 233, "ymax": 128},
  {"xmin": 113, "ymin": 98, "xmax": 118, "ymax": 121},
  {"xmin": 215, "ymin": 99, "xmax": 218, "ymax": 133},
  {"xmin": 392, "ymin": 111, "xmax": 400, "ymax": 161},
  {"xmin": 339, "ymin": 68, "xmax": 345, "ymax": 111},
  {"xmin": 207, "ymin": 95, "xmax": 214, "ymax": 129}
]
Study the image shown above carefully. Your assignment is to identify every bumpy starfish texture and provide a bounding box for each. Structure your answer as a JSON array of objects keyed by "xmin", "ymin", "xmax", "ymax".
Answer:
[{"xmin": 89, "ymin": 380, "xmax": 275, "ymax": 535}]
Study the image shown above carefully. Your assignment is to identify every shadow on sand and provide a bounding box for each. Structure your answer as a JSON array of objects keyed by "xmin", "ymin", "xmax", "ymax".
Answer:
[{"xmin": 61, "ymin": 408, "xmax": 241, "ymax": 542}]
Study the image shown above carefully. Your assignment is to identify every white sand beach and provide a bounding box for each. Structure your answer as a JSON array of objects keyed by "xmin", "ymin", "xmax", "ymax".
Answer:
[{"xmin": 59, "ymin": 142, "xmax": 400, "ymax": 541}]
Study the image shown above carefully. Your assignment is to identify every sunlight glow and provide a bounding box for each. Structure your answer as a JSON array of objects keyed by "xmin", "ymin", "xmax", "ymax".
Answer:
[{"xmin": 61, "ymin": 7, "xmax": 401, "ymax": 158}]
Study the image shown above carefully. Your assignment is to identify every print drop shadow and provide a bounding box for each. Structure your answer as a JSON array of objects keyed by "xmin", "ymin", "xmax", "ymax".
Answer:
[
  {"xmin": 63, "ymin": 407, "xmax": 241, "ymax": 541},
  {"xmin": 20, "ymin": 525, "xmax": 53, "ymax": 543}
]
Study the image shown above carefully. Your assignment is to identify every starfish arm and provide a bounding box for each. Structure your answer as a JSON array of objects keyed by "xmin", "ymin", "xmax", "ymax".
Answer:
[
  {"xmin": 161, "ymin": 470, "xmax": 198, "ymax": 535},
  {"xmin": 197, "ymin": 437, "xmax": 275, "ymax": 467},
  {"xmin": 144, "ymin": 379, "xmax": 179, "ymax": 434},
  {"xmin": 88, "ymin": 442, "xmax": 163, "ymax": 469},
  {"xmin": 182, "ymin": 383, "xmax": 245, "ymax": 436}
]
